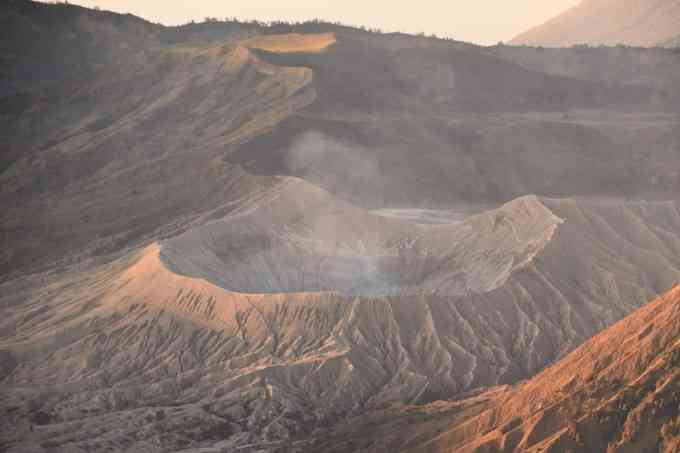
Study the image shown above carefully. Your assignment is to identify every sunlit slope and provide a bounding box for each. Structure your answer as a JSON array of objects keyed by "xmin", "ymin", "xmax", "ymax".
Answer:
[
  {"xmin": 423, "ymin": 285, "xmax": 680, "ymax": 453},
  {"xmin": 245, "ymin": 32, "xmax": 336, "ymax": 53}
]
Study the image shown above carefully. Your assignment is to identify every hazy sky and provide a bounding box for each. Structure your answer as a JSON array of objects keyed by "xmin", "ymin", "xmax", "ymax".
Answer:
[{"xmin": 64, "ymin": 1, "xmax": 580, "ymax": 45}]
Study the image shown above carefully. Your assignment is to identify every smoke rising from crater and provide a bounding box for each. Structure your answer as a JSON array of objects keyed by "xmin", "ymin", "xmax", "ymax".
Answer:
[{"xmin": 286, "ymin": 130, "xmax": 381, "ymax": 196}]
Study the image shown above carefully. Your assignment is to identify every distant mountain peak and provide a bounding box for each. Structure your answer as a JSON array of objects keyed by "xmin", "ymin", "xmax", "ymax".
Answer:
[{"xmin": 511, "ymin": 0, "xmax": 680, "ymax": 47}]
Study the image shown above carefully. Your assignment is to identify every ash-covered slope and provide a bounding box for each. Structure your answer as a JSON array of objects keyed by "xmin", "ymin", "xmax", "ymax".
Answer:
[
  {"xmin": 0, "ymin": 1, "xmax": 319, "ymax": 277},
  {"xmin": 4, "ymin": 0, "xmax": 680, "ymax": 279},
  {"xmin": 511, "ymin": 0, "xmax": 680, "ymax": 47},
  {"xmin": 225, "ymin": 33, "xmax": 680, "ymax": 207},
  {"xmin": 2, "ymin": 184, "xmax": 680, "ymax": 452}
]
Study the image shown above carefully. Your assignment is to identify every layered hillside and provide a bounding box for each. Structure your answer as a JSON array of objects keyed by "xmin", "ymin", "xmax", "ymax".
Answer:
[
  {"xmin": 511, "ymin": 0, "xmax": 680, "ymax": 47},
  {"xmin": 2, "ymin": 183, "xmax": 680, "ymax": 452},
  {"xmin": 4, "ymin": 0, "xmax": 680, "ymax": 279}
]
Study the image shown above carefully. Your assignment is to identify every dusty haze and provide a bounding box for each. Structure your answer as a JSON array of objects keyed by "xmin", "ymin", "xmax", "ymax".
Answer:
[{"xmin": 56, "ymin": 0, "xmax": 579, "ymax": 45}]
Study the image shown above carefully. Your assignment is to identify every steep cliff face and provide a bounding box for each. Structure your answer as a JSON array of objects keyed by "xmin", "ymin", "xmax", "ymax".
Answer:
[
  {"xmin": 2, "ymin": 184, "xmax": 680, "ymax": 452},
  {"xmin": 511, "ymin": 0, "xmax": 680, "ymax": 47}
]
